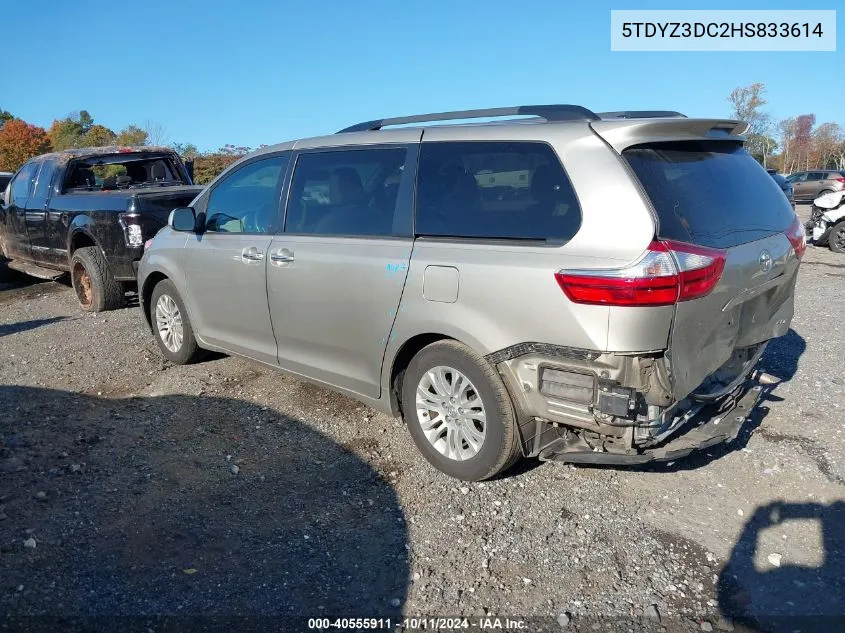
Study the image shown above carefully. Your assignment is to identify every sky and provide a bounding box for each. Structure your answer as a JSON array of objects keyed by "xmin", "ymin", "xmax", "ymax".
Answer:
[{"xmin": 2, "ymin": 0, "xmax": 842, "ymax": 152}]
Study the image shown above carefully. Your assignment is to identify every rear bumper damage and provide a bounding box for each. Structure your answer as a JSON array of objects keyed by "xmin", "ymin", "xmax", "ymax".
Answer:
[
  {"xmin": 492, "ymin": 343, "xmax": 769, "ymax": 466},
  {"xmin": 534, "ymin": 380, "xmax": 762, "ymax": 465}
]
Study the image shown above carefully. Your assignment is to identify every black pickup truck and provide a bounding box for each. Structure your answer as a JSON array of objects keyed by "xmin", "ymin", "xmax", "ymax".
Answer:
[{"xmin": 0, "ymin": 147, "xmax": 202, "ymax": 311}]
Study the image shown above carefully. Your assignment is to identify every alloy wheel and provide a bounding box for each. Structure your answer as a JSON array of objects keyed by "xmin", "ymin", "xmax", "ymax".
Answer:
[
  {"xmin": 415, "ymin": 366, "xmax": 487, "ymax": 461},
  {"xmin": 155, "ymin": 294, "xmax": 184, "ymax": 353}
]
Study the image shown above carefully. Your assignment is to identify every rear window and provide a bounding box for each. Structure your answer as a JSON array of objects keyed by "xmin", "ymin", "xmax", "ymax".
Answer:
[
  {"xmin": 415, "ymin": 141, "xmax": 581, "ymax": 242},
  {"xmin": 625, "ymin": 141, "xmax": 795, "ymax": 249}
]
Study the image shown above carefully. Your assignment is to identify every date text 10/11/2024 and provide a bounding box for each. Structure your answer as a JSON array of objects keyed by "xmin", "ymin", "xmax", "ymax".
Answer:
[{"xmin": 308, "ymin": 617, "xmax": 529, "ymax": 630}]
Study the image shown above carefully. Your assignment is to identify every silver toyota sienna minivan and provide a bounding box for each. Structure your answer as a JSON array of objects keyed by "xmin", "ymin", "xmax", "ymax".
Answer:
[{"xmin": 138, "ymin": 105, "xmax": 804, "ymax": 481}]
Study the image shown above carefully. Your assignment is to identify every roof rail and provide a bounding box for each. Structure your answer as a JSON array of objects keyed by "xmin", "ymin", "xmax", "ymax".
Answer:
[
  {"xmin": 598, "ymin": 111, "xmax": 687, "ymax": 120},
  {"xmin": 337, "ymin": 104, "xmax": 600, "ymax": 133}
]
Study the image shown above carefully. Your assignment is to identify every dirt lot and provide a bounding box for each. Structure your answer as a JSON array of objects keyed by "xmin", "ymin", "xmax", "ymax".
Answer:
[{"xmin": 1, "ymin": 206, "xmax": 843, "ymax": 633}]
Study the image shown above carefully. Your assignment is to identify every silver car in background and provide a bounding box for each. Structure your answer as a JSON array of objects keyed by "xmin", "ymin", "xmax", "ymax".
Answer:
[{"xmin": 138, "ymin": 105, "xmax": 804, "ymax": 481}]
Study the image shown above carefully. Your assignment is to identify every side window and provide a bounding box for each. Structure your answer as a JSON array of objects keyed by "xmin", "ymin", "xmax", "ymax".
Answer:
[
  {"xmin": 788, "ymin": 172, "xmax": 807, "ymax": 182},
  {"xmin": 205, "ymin": 155, "xmax": 288, "ymax": 234},
  {"xmin": 285, "ymin": 147, "xmax": 407, "ymax": 237},
  {"xmin": 10, "ymin": 162, "xmax": 39, "ymax": 206},
  {"xmin": 806, "ymin": 172, "xmax": 825, "ymax": 181},
  {"xmin": 30, "ymin": 158, "xmax": 58, "ymax": 206},
  {"xmin": 415, "ymin": 141, "xmax": 582, "ymax": 242}
]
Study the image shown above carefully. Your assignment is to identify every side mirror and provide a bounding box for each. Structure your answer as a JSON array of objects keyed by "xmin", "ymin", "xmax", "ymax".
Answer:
[{"xmin": 169, "ymin": 207, "xmax": 198, "ymax": 232}]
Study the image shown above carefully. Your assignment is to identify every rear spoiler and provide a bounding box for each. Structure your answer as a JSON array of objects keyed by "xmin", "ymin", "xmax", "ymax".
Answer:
[{"xmin": 589, "ymin": 118, "xmax": 748, "ymax": 152}]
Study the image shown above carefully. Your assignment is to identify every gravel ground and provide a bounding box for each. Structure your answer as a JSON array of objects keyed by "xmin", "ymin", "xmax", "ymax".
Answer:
[{"xmin": 1, "ymin": 206, "xmax": 843, "ymax": 633}]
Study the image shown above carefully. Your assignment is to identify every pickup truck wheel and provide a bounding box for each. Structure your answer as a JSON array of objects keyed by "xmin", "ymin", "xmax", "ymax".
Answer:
[
  {"xmin": 70, "ymin": 246, "xmax": 124, "ymax": 312},
  {"xmin": 150, "ymin": 279, "xmax": 203, "ymax": 364},
  {"xmin": 829, "ymin": 221, "xmax": 845, "ymax": 254},
  {"xmin": 401, "ymin": 340, "xmax": 522, "ymax": 481}
]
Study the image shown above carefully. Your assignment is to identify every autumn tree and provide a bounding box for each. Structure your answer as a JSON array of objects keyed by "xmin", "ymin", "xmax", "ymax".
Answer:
[
  {"xmin": 193, "ymin": 144, "xmax": 251, "ymax": 184},
  {"xmin": 812, "ymin": 122, "xmax": 843, "ymax": 169},
  {"xmin": 727, "ymin": 82, "xmax": 775, "ymax": 167},
  {"xmin": 0, "ymin": 120, "xmax": 51, "ymax": 171},
  {"xmin": 116, "ymin": 125, "xmax": 148, "ymax": 146}
]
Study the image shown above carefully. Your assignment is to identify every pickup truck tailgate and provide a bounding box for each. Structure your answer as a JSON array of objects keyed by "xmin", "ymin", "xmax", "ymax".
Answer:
[{"xmin": 132, "ymin": 186, "xmax": 203, "ymax": 231}]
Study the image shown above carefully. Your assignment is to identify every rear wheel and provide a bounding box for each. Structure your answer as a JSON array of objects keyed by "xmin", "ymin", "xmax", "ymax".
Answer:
[
  {"xmin": 829, "ymin": 221, "xmax": 845, "ymax": 254},
  {"xmin": 149, "ymin": 279, "xmax": 204, "ymax": 364},
  {"xmin": 401, "ymin": 340, "xmax": 521, "ymax": 481},
  {"xmin": 70, "ymin": 246, "xmax": 124, "ymax": 312},
  {"xmin": 817, "ymin": 189, "xmax": 834, "ymax": 199}
]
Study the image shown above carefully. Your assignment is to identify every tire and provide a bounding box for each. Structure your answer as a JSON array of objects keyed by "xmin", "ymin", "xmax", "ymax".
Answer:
[
  {"xmin": 401, "ymin": 340, "xmax": 521, "ymax": 481},
  {"xmin": 70, "ymin": 246, "xmax": 124, "ymax": 312},
  {"xmin": 818, "ymin": 190, "xmax": 834, "ymax": 198},
  {"xmin": 829, "ymin": 220, "xmax": 845, "ymax": 254},
  {"xmin": 149, "ymin": 279, "xmax": 204, "ymax": 364}
]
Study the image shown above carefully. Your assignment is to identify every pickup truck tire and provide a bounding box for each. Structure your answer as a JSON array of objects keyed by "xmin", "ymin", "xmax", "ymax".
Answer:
[
  {"xmin": 149, "ymin": 279, "xmax": 204, "ymax": 365},
  {"xmin": 70, "ymin": 246, "xmax": 124, "ymax": 312},
  {"xmin": 401, "ymin": 340, "xmax": 522, "ymax": 481}
]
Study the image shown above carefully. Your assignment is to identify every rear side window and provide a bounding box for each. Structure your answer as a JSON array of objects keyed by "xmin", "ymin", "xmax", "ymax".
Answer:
[
  {"xmin": 415, "ymin": 141, "xmax": 581, "ymax": 242},
  {"xmin": 624, "ymin": 141, "xmax": 795, "ymax": 249},
  {"xmin": 285, "ymin": 148, "xmax": 407, "ymax": 237}
]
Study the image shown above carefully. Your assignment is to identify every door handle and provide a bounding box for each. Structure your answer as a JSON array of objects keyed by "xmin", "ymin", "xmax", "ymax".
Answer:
[
  {"xmin": 270, "ymin": 248, "xmax": 294, "ymax": 264},
  {"xmin": 241, "ymin": 247, "xmax": 264, "ymax": 262}
]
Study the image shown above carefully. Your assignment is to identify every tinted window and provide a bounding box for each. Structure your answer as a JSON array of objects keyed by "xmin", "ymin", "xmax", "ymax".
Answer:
[
  {"xmin": 415, "ymin": 141, "xmax": 581, "ymax": 242},
  {"xmin": 205, "ymin": 155, "xmax": 287, "ymax": 234},
  {"xmin": 625, "ymin": 141, "xmax": 795, "ymax": 249},
  {"xmin": 807, "ymin": 172, "xmax": 825, "ymax": 181},
  {"xmin": 0, "ymin": 175, "xmax": 11, "ymax": 192},
  {"xmin": 285, "ymin": 148, "xmax": 407, "ymax": 237},
  {"xmin": 10, "ymin": 162, "xmax": 38, "ymax": 205},
  {"xmin": 31, "ymin": 158, "xmax": 57, "ymax": 204}
]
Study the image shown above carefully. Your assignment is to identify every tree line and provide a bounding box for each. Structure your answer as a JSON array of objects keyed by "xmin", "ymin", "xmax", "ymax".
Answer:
[
  {"xmin": 3, "ymin": 89, "xmax": 843, "ymax": 184},
  {"xmin": 0, "ymin": 108, "xmax": 250, "ymax": 184},
  {"xmin": 727, "ymin": 83, "xmax": 845, "ymax": 172}
]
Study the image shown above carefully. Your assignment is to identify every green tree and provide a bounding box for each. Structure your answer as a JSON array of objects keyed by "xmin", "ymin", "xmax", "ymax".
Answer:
[
  {"xmin": 84, "ymin": 124, "xmax": 117, "ymax": 147},
  {"xmin": 170, "ymin": 142, "xmax": 199, "ymax": 159},
  {"xmin": 48, "ymin": 110, "xmax": 97, "ymax": 150},
  {"xmin": 0, "ymin": 109, "xmax": 14, "ymax": 129},
  {"xmin": 116, "ymin": 125, "xmax": 148, "ymax": 146}
]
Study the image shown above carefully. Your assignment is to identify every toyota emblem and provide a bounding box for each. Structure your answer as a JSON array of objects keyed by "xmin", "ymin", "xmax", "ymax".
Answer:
[{"xmin": 759, "ymin": 250, "xmax": 773, "ymax": 273}]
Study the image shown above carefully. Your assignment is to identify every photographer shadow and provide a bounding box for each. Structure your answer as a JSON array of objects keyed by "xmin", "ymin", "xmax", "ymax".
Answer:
[
  {"xmin": 0, "ymin": 385, "xmax": 409, "ymax": 631},
  {"xmin": 718, "ymin": 501, "xmax": 845, "ymax": 632}
]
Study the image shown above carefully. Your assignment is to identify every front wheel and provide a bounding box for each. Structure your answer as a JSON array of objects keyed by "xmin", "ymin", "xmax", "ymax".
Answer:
[
  {"xmin": 149, "ymin": 279, "xmax": 204, "ymax": 364},
  {"xmin": 829, "ymin": 220, "xmax": 845, "ymax": 254},
  {"xmin": 401, "ymin": 340, "xmax": 522, "ymax": 481}
]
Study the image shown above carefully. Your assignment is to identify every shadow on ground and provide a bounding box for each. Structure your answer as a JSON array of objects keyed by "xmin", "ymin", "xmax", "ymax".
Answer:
[
  {"xmin": 718, "ymin": 501, "xmax": 845, "ymax": 632},
  {"xmin": 0, "ymin": 386, "xmax": 408, "ymax": 632},
  {"xmin": 0, "ymin": 316, "xmax": 68, "ymax": 337}
]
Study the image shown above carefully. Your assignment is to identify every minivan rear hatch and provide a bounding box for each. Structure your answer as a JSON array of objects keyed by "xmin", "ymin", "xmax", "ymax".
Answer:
[{"xmin": 620, "ymin": 137, "xmax": 801, "ymax": 400}]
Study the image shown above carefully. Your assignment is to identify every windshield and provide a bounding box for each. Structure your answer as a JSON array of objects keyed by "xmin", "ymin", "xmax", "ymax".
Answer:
[{"xmin": 64, "ymin": 153, "xmax": 185, "ymax": 191}]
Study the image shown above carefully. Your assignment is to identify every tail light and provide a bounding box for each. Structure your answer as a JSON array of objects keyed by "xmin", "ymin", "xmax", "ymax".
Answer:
[
  {"xmin": 118, "ymin": 212, "xmax": 144, "ymax": 247},
  {"xmin": 555, "ymin": 240, "xmax": 726, "ymax": 307},
  {"xmin": 785, "ymin": 215, "xmax": 806, "ymax": 260},
  {"xmin": 834, "ymin": 177, "xmax": 845, "ymax": 184}
]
